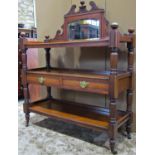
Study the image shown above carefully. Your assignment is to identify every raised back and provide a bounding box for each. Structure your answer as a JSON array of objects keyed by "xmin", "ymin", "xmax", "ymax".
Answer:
[{"xmin": 46, "ymin": 1, "xmax": 109, "ymax": 42}]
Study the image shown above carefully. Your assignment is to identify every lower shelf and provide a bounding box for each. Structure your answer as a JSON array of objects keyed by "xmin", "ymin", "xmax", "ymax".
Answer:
[{"xmin": 29, "ymin": 98, "xmax": 129, "ymax": 131}]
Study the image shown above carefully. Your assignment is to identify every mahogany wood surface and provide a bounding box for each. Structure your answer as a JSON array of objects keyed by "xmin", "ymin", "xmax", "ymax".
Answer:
[
  {"xmin": 29, "ymin": 98, "xmax": 129, "ymax": 131},
  {"xmin": 27, "ymin": 38, "xmax": 41, "ymax": 102},
  {"xmin": 23, "ymin": 36, "xmax": 132, "ymax": 49},
  {"xmin": 26, "ymin": 68, "xmax": 130, "ymax": 97}
]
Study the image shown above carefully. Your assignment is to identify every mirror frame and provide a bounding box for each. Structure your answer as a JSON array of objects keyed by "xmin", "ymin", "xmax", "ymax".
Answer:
[{"xmin": 47, "ymin": 1, "xmax": 109, "ymax": 42}]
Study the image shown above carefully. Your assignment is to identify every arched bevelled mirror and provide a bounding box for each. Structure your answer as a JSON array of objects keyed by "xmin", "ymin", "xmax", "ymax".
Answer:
[{"xmin": 68, "ymin": 19, "xmax": 100, "ymax": 40}]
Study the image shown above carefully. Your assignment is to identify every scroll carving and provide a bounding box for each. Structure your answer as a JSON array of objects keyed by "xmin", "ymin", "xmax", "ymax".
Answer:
[
  {"xmin": 48, "ymin": 24, "xmax": 65, "ymax": 41},
  {"xmin": 65, "ymin": 5, "xmax": 76, "ymax": 16},
  {"xmin": 90, "ymin": 1, "xmax": 100, "ymax": 11}
]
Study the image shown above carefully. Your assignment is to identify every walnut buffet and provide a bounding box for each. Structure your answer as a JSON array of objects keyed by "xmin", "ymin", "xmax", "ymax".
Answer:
[{"xmin": 20, "ymin": 1, "xmax": 135, "ymax": 154}]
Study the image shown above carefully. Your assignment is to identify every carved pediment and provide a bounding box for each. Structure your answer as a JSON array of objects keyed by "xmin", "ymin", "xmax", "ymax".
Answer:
[
  {"xmin": 46, "ymin": 1, "xmax": 108, "ymax": 42},
  {"xmin": 65, "ymin": 1, "xmax": 104, "ymax": 16}
]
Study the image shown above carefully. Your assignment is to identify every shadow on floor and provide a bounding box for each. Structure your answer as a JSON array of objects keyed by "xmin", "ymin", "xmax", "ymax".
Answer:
[{"xmin": 35, "ymin": 118, "xmax": 109, "ymax": 147}]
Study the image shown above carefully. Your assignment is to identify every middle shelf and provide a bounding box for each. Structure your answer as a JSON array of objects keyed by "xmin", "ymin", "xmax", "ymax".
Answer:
[{"xmin": 27, "ymin": 67, "xmax": 131, "ymax": 96}]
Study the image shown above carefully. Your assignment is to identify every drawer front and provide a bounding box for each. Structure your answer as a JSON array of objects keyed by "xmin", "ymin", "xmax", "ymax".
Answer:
[
  {"xmin": 27, "ymin": 74, "xmax": 60, "ymax": 87},
  {"xmin": 62, "ymin": 78, "xmax": 109, "ymax": 94}
]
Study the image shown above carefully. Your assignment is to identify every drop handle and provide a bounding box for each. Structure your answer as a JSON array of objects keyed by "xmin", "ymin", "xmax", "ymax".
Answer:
[
  {"xmin": 38, "ymin": 77, "xmax": 45, "ymax": 84},
  {"xmin": 80, "ymin": 81, "xmax": 89, "ymax": 88}
]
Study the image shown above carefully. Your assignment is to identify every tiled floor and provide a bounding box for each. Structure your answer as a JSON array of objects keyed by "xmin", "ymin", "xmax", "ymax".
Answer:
[{"xmin": 18, "ymin": 101, "xmax": 136, "ymax": 155}]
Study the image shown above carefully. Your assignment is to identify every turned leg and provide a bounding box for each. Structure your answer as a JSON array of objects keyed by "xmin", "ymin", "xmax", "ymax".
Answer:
[
  {"xmin": 23, "ymin": 87, "xmax": 30, "ymax": 127},
  {"xmin": 25, "ymin": 113, "xmax": 30, "ymax": 127},
  {"xmin": 109, "ymin": 98, "xmax": 118, "ymax": 154},
  {"xmin": 23, "ymin": 98, "xmax": 30, "ymax": 127},
  {"xmin": 126, "ymin": 89, "xmax": 133, "ymax": 139},
  {"xmin": 44, "ymin": 47, "xmax": 52, "ymax": 108},
  {"xmin": 110, "ymin": 139, "xmax": 117, "ymax": 154},
  {"xmin": 20, "ymin": 35, "xmax": 30, "ymax": 127},
  {"xmin": 126, "ymin": 28, "xmax": 134, "ymax": 139},
  {"xmin": 126, "ymin": 119, "xmax": 132, "ymax": 139}
]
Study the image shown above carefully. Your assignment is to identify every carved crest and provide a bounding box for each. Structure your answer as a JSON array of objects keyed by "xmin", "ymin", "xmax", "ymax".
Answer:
[
  {"xmin": 46, "ymin": 1, "xmax": 108, "ymax": 42},
  {"xmin": 65, "ymin": 1, "xmax": 104, "ymax": 16}
]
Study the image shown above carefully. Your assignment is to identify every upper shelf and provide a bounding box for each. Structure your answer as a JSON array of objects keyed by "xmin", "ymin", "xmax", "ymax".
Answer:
[{"xmin": 24, "ymin": 35, "xmax": 132, "ymax": 48}]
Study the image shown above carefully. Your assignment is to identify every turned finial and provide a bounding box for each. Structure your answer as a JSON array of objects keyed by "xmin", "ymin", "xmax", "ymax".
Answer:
[
  {"xmin": 80, "ymin": 0, "xmax": 85, "ymax": 6},
  {"xmin": 44, "ymin": 36, "xmax": 50, "ymax": 42},
  {"xmin": 79, "ymin": 0, "xmax": 86, "ymax": 12},
  {"xmin": 128, "ymin": 28, "xmax": 135, "ymax": 34},
  {"xmin": 110, "ymin": 22, "xmax": 120, "ymax": 48},
  {"xmin": 19, "ymin": 32, "xmax": 26, "ymax": 38},
  {"xmin": 111, "ymin": 22, "xmax": 119, "ymax": 29},
  {"xmin": 45, "ymin": 36, "xmax": 50, "ymax": 40},
  {"xmin": 128, "ymin": 28, "xmax": 135, "ymax": 50}
]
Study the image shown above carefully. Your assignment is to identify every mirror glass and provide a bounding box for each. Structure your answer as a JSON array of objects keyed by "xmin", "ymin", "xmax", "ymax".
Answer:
[{"xmin": 68, "ymin": 19, "xmax": 100, "ymax": 40}]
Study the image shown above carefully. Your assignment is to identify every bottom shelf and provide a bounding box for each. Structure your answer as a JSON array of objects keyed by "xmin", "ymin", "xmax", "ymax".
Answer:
[{"xmin": 29, "ymin": 98, "xmax": 129, "ymax": 131}]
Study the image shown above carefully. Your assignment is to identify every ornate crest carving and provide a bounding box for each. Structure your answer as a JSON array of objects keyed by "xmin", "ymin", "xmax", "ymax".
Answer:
[
  {"xmin": 89, "ymin": 1, "xmax": 100, "ymax": 11},
  {"xmin": 65, "ymin": 5, "xmax": 76, "ymax": 16},
  {"xmin": 47, "ymin": 1, "xmax": 108, "ymax": 42}
]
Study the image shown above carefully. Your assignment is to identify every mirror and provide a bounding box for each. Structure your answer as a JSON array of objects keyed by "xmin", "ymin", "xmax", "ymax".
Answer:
[{"xmin": 68, "ymin": 19, "xmax": 100, "ymax": 40}]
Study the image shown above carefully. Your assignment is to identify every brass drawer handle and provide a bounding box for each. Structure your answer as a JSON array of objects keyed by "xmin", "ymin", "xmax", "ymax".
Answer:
[
  {"xmin": 38, "ymin": 77, "xmax": 45, "ymax": 84},
  {"xmin": 80, "ymin": 81, "xmax": 89, "ymax": 88}
]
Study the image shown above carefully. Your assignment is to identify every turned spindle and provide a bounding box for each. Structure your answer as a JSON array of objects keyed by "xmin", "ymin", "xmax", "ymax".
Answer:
[
  {"xmin": 20, "ymin": 34, "xmax": 30, "ymax": 127},
  {"xmin": 127, "ymin": 29, "xmax": 135, "ymax": 71},
  {"xmin": 109, "ymin": 22, "xmax": 120, "ymax": 154},
  {"xmin": 109, "ymin": 97, "xmax": 118, "ymax": 154},
  {"xmin": 126, "ymin": 28, "xmax": 135, "ymax": 139},
  {"xmin": 44, "ymin": 36, "xmax": 52, "ymax": 99}
]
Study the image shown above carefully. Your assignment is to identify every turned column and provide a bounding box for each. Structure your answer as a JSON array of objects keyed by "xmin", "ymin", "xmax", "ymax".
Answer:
[
  {"xmin": 19, "ymin": 33, "xmax": 30, "ymax": 127},
  {"xmin": 44, "ymin": 36, "xmax": 52, "ymax": 99},
  {"xmin": 109, "ymin": 22, "xmax": 120, "ymax": 154},
  {"xmin": 126, "ymin": 29, "xmax": 135, "ymax": 139}
]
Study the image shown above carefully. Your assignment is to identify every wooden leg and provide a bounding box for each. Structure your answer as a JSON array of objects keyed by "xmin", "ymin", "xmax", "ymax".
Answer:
[
  {"xmin": 126, "ymin": 89, "xmax": 133, "ymax": 139},
  {"xmin": 23, "ymin": 103, "xmax": 30, "ymax": 127},
  {"xmin": 23, "ymin": 86, "xmax": 30, "ymax": 127},
  {"xmin": 109, "ymin": 98, "xmax": 118, "ymax": 154},
  {"xmin": 126, "ymin": 119, "xmax": 132, "ymax": 139},
  {"xmin": 110, "ymin": 139, "xmax": 117, "ymax": 154},
  {"xmin": 25, "ymin": 113, "xmax": 30, "ymax": 127}
]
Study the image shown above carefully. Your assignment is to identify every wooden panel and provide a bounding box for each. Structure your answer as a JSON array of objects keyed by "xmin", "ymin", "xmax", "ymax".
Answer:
[
  {"xmin": 27, "ymin": 39, "xmax": 41, "ymax": 102},
  {"xmin": 118, "ymin": 77, "xmax": 130, "ymax": 94},
  {"xmin": 27, "ymin": 74, "xmax": 60, "ymax": 87},
  {"xmin": 62, "ymin": 78, "xmax": 109, "ymax": 94}
]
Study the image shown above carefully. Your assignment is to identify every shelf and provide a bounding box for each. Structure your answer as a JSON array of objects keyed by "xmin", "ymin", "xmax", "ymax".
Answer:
[
  {"xmin": 27, "ymin": 68, "xmax": 131, "ymax": 96},
  {"xmin": 27, "ymin": 67, "xmax": 131, "ymax": 80},
  {"xmin": 24, "ymin": 35, "xmax": 132, "ymax": 49},
  {"xmin": 24, "ymin": 38, "xmax": 109, "ymax": 48},
  {"xmin": 29, "ymin": 98, "xmax": 129, "ymax": 131}
]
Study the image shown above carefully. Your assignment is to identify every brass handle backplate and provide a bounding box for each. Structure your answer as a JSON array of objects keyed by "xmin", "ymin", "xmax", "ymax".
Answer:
[
  {"xmin": 80, "ymin": 81, "xmax": 89, "ymax": 88},
  {"xmin": 38, "ymin": 77, "xmax": 45, "ymax": 84}
]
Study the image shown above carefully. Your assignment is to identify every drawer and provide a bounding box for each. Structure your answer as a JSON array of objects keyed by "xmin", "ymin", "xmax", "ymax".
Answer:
[
  {"xmin": 62, "ymin": 78, "xmax": 109, "ymax": 94},
  {"xmin": 27, "ymin": 74, "xmax": 60, "ymax": 87}
]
